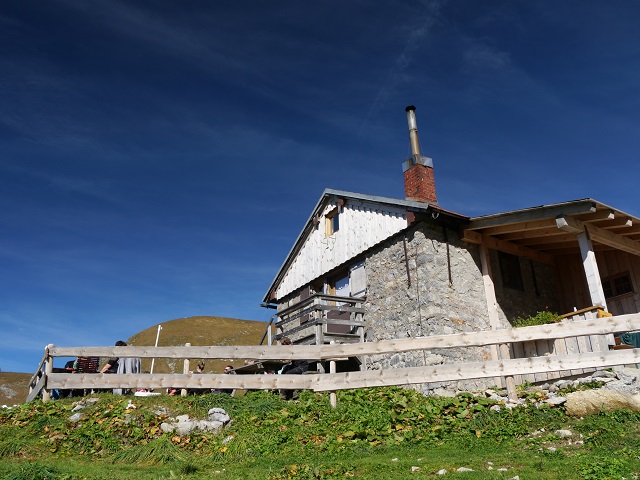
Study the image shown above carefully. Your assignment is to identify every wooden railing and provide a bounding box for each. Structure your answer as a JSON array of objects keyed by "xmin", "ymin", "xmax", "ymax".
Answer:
[
  {"xmin": 509, "ymin": 306, "xmax": 614, "ymax": 383},
  {"xmin": 274, "ymin": 294, "xmax": 365, "ymax": 346},
  {"xmin": 27, "ymin": 313, "xmax": 640, "ymax": 404}
]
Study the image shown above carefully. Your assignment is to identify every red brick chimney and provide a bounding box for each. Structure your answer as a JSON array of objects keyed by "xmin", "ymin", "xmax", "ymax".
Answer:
[{"xmin": 403, "ymin": 105, "xmax": 437, "ymax": 204}]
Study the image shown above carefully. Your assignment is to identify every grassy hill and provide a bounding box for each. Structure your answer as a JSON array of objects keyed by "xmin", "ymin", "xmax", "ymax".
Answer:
[
  {"xmin": 1, "ymin": 316, "xmax": 266, "ymax": 405},
  {"xmin": 0, "ymin": 372, "xmax": 31, "ymax": 407},
  {"xmin": 127, "ymin": 315, "xmax": 266, "ymax": 375}
]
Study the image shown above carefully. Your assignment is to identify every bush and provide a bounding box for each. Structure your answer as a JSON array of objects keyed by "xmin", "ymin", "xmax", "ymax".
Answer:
[{"xmin": 513, "ymin": 310, "xmax": 561, "ymax": 328}]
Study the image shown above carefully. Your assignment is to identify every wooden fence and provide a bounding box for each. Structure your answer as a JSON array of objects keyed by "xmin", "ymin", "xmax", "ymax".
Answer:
[
  {"xmin": 509, "ymin": 306, "xmax": 614, "ymax": 384},
  {"xmin": 27, "ymin": 313, "xmax": 640, "ymax": 404}
]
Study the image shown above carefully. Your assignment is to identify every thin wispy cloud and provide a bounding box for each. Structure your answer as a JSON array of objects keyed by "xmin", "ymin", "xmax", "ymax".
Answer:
[{"xmin": 360, "ymin": 0, "xmax": 445, "ymax": 134}]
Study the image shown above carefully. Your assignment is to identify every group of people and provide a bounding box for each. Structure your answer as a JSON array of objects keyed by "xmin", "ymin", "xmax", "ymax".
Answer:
[{"xmin": 57, "ymin": 336, "xmax": 309, "ymax": 399}]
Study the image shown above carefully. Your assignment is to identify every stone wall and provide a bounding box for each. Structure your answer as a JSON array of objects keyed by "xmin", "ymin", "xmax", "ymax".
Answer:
[{"xmin": 363, "ymin": 220, "xmax": 494, "ymax": 393}]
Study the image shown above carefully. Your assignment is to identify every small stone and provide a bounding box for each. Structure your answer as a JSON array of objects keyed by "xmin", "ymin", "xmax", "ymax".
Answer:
[
  {"xmin": 160, "ymin": 423, "xmax": 175, "ymax": 433},
  {"xmin": 547, "ymin": 447, "xmax": 556, "ymax": 452},
  {"xmin": 509, "ymin": 476, "xmax": 520, "ymax": 480},
  {"xmin": 437, "ymin": 469, "xmax": 447, "ymax": 475},
  {"xmin": 176, "ymin": 414, "xmax": 190, "ymax": 422},
  {"xmin": 555, "ymin": 430, "xmax": 572, "ymax": 438},
  {"xmin": 498, "ymin": 467, "xmax": 508, "ymax": 471},
  {"xmin": 545, "ymin": 396, "xmax": 567, "ymax": 406},
  {"xmin": 68, "ymin": 413, "xmax": 83, "ymax": 423},
  {"xmin": 457, "ymin": 467, "xmax": 473, "ymax": 472},
  {"xmin": 208, "ymin": 408, "xmax": 230, "ymax": 424},
  {"xmin": 391, "ymin": 458, "xmax": 398, "ymax": 462},
  {"xmin": 411, "ymin": 466, "xmax": 420, "ymax": 472}
]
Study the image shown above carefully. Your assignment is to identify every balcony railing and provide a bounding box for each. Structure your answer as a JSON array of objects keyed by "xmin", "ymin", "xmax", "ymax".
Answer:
[{"xmin": 274, "ymin": 294, "xmax": 366, "ymax": 347}]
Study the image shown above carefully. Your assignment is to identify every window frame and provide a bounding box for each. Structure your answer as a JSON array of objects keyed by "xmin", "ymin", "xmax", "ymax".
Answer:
[
  {"xmin": 602, "ymin": 271, "xmax": 634, "ymax": 299},
  {"xmin": 325, "ymin": 207, "xmax": 340, "ymax": 237}
]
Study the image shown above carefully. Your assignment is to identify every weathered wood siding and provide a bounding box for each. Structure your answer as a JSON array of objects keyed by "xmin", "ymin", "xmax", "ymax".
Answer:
[
  {"xmin": 275, "ymin": 200, "xmax": 407, "ymax": 299},
  {"xmin": 556, "ymin": 250, "xmax": 640, "ymax": 315}
]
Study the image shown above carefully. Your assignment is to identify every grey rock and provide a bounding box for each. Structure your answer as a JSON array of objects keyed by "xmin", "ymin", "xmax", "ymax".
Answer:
[
  {"xmin": 544, "ymin": 396, "xmax": 567, "ymax": 406},
  {"xmin": 432, "ymin": 388, "xmax": 456, "ymax": 398},
  {"xmin": 457, "ymin": 467, "xmax": 473, "ymax": 472},
  {"xmin": 554, "ymin": 430, "xmax": 572, "ymax": 438},
  {"xmin": 69, "ymin": 413, "xmax": 83, "ymax": 423},
  {"xmin": 160, "ymin": 422, "xmax": 175, "ymax": 433},
  {"xmin": 208, "ymin": 408, "xmax": 230, "ymax": 424},
  {"xmin": 566, "ymin": 390, "xmax": 640, "ymax": 416}
]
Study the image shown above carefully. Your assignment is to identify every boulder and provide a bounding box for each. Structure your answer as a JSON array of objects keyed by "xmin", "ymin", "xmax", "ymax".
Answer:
[{"xmin": 565, "ymin": 390, "xmax": 640, "ymax": 416}]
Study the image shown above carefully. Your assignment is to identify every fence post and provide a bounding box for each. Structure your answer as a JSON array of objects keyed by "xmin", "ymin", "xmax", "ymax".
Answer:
[
  {"xmin": 329, "ymin": 341, "xmax": 337, "ymax": 408},
  {"xmin": 42, "ymin": 344, "xmax": 54, "ymax": 403},
  {"xmin": 181, "ymin": 343, "xmax": 191, "ymax": 397},
  {"xmin": 499, "ymin": 344, "xmax": 518, "ymax": 401}
]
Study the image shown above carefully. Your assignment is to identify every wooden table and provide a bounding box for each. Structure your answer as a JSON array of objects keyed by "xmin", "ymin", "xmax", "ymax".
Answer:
[{"xmin": 230, "ymin": 360, "xmax": 288, "ymax": 375}]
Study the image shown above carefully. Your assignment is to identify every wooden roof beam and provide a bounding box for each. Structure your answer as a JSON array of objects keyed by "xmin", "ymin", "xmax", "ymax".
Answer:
[
  {"xmin": 467, "ymin": 200, "xmax": 596, "ymax": 230},
  {"xmin": 596, "ymin": 217, "xmax": 633, "ymax": 229},
  {"xmin": 462, "ymin": 229, "xmax": 555, "ymax": 265},
  {"xmin": 498, "ymin": 226, "xmax": 573, "ymax": 242},
  {"xmin": 575, "ymin": 210, "xmax": 615, "ymax": 222},
  {"xmin": 557, "ymin": 216, "xmax": 640, "ymax": 256},
  {"xmin": 480, "ymin": 218, "xmax": 557, "ymax": 236},
  {"xmin": 512, "ymin": 233, "xmax": 578, "ymax": 246}
]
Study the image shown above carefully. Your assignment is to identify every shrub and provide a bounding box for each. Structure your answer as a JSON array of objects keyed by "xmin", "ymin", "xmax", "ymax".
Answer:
[{"xmin": 513, "ymin": 310, "xmax": 561, "ymax": 328}]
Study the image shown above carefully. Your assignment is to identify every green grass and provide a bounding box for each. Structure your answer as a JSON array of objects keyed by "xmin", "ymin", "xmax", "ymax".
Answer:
[{"xmin": 1, "ymin": 387, "xmax": 639, "ymax": 479}]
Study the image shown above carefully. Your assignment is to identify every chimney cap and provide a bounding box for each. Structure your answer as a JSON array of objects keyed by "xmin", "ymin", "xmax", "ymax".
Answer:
[{"xmin": 405, "ymin": 105, "xmax": 416, "ymax": 112}]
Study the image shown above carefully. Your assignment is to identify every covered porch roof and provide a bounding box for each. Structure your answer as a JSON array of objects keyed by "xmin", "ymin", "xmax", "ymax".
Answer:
[{"xmin": 462, "ymin": 198, "xmax": 640, "ymax": 263}]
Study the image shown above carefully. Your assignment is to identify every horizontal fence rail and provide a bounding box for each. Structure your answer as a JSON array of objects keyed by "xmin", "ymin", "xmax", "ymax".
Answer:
[
  {"xmin": 49, "ymin": 313, "xmax": 640, "ymax": 360},
  {"xmin": 29, "ymin": 313, "xmax": 640, "ymax": 403},
  {"xmin": 40, "ymin": 349, "xmax": 640, "ymax": 393}
]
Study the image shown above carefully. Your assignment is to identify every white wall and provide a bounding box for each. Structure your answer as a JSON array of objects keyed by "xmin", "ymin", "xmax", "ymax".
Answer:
[{"xmin": 275, "ymin": 198, "xmax": 407, "ymax": 299}]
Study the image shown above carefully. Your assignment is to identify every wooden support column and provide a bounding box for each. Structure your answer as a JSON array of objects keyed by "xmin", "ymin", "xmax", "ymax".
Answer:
[
  {"xmin": 577, "ymin": 230, "xmax": 608, "ymax": 311},
  {"xmin": 479, "ymin": 242, "xmax": 517, "ymax": 400},
  {"xmin": 42, "ymin": 344, "xmax": 54, "ymax": 403},
  {"xmin": 558, "ymin": 216, "xmax": 609, "ymax": 310},
  {"xmin": 181, "ymin": 343, "xmax": 191, "ymax": 397}
]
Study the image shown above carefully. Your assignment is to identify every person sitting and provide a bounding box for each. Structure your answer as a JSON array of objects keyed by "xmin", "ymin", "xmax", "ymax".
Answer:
[
  {"xmin": 100, "ymin": 340, "xmax": 127, "ymax": 374},
  {"xmin": 279, "ymin": 337, "xmax": 309, "ymax": 400},
  {"xmin": 213, "ymin": 365, "xmax": 234, "ymax": 395},
  {"xmin": 188, "ymin": 361, "xmax": 207, "ymax": 395},
  {"xmin": 196, "ymin": 361, "xmax": 205, "ymax": 373},
  {"xmin": 113, "ymin": 356, "xmax": 141, "ymax": 395}
]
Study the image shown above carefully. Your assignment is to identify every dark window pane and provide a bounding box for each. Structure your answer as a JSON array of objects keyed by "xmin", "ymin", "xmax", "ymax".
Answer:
[
  {"xmin": 499, "ymin": 252, "xmax": 524, "ymax": 291},
  {"xmin": 614, "ymin": 274, "xmax": 633, "ymax": 295}
]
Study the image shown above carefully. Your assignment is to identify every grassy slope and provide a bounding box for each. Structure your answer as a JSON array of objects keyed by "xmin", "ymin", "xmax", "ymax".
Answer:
[{"xmin": 1, "ymin": 387, "xmax": 639, "ymax": 479}]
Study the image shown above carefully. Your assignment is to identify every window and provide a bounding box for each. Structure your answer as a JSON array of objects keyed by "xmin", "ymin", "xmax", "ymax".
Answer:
[
  {"xmin": 325, "ymin": 207, "xmax": 339, "ymax": 236},
  {"xmin": 498, "ymin": 252, "xmax": 524, "ymax": 291},
  {"xmin": 602, "ymin": 272, "xmax": 634, "ymax": 299}
]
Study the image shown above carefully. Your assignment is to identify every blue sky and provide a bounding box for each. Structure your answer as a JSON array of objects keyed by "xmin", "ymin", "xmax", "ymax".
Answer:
[{"xmin": 2, "ymin": 1, "xmax": 639, "ymax": 373}]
